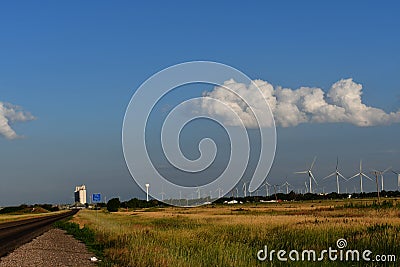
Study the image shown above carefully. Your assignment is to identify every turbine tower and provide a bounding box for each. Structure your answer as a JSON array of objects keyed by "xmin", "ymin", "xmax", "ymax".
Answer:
[
  {"xmin": 392, "ymin": 170, "xmax": 400, "ymax": 189},
  {"xmin": 348, "ymin": 160, "xmax": 372, "ymax": 193},
  {"xmin": 281, "ymin": 181, "xmax": 291, "ymax": 194},
  {"xmin": 145, "ymin": 183, "xmax": 150, "ymax": 202},
  {"xmin": 160, "ymin": 191, "xmax": 166, "ymax": 201},
  {"xmin": 215, "ymin": 188, "xmax": 223, "ymax": 198},
  {"xmin": 264, "ymin": 181, "xmax": 271, "ymax": 196},
  {"xmin": 295, "ymin": 156, "xmax": 318, "ymax": 193},
  {"xmin": 323, "ymin": 157, "xmax": 347, "ymax": 194},
  {"xmin": 242, "ymin": 182, "xmax": 247, "ymax": 197},
  {"xmin": 195, "ymin": 187, "xmax": 201, "ymax": 199},
  {"xmin": 160, "ymin": 185, "xmax": 166, "ymax": 201}
]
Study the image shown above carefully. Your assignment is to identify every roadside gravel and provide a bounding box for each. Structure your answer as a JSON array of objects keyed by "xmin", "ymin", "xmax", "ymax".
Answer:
[{"xmin": 0, "ymin": 228, "xmax": 97, "ymax": 267}]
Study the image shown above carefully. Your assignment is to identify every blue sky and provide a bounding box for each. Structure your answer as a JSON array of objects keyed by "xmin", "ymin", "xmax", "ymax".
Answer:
[{"xmin": 0, "ymin": 1, "xmax": 399, "ymax": 205}]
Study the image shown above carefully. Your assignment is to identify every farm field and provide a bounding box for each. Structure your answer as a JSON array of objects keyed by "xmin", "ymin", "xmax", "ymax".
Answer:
[{"xmin": 71, "ymin": 199, "xmax": 400, "ymax": 266}]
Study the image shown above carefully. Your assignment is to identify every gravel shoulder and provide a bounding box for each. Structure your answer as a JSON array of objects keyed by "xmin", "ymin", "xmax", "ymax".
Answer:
[{"xmin": 0, "ymin": 228, "xmax": 97, "ymax": 267}]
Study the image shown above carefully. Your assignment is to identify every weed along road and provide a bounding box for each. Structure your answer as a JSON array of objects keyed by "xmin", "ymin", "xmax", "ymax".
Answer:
[{"xmin": 0, "ymin": 210, "xmax": 78, "ymax": 257}]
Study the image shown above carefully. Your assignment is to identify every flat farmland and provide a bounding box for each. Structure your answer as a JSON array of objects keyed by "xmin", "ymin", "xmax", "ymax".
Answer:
[{"xmin": 71, "ymin": 199, "xmax": 400, "ymax": 266}]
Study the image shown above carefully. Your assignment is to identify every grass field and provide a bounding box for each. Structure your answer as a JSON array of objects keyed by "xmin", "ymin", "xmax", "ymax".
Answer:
[{"xmin": 70, "ymin": 199, "xmax": 400, "ymax": 266}]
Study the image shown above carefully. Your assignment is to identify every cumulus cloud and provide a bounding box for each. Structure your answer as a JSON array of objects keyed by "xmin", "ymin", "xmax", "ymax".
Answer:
[
  {"xmin": 195, "ymin": 78, "xmax": 400, "ymax": 127},
  {"xmin": 0, "ymin": 102, "xmax": 36, "ymax": 139}
]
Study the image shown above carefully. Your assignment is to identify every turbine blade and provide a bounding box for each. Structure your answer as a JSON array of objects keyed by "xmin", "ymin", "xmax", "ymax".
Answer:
[
  {"xmin": 295, "ymin": 171, "xmax": 308, "ymax": 174},
  {"xmin": 348, "ymin": 173, "xmax": 359, "ymax": 180},
  {"xmin": 338, "ymin": 172, "xmax": 348, "ymax": 181},
  {"xmin": 361, "ymin": 173, "xmax": 373, "ymax": 181},
  {"xmin": 336, "ymin": 156, "xmax": 339, "ymax": 170},
  {"xmin": 310, "ymin": 156, "xmax": 317, "ymax": 170},
  {"xmin": 323, "ymin": 172, "xmax": 336, "ymax": 180},
  {"xmin": 383, "ymin": 167, "xmax": 391, "ymax": 174},
  {"xmin": 310, "ymin": 172, "xmax": 318, "ymax": 185}
]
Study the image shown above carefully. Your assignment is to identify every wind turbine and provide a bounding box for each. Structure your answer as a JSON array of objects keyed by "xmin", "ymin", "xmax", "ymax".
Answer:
[
  {"xmin": 160, "ymin": 191, "xmax": 166, "ymax": 201},
  {"xmin": 295, "ymin": 157, "xmax": 318, "ymax": 193},
  {"xmin": 242, "ymin": 182, "xmax": 247, "ymax": 197},
  {"xmin": 348, "ymin": 160, "xmax": 372, "ymax": 193},
  {"xmin": 264, "ymin": 181, "xmax": 271, "ymax": 196},
  {"xmin": 215, "ymin": 188, "xmax": 223, "ymax": 198},
  {"xmin": 323, "ymin": 157, "xmax": 347, "ymax": 194},
  {"xmin": 281, "ymin": 181, "xmax": 291, "ymax": 194},
  {"xmin": 371, "ymin": 167, "xmax": 391, "ymax": 191},
  {"xmin": 392, "ymin": 170, "xmax": 400, "ymax": 189},
  {"xmin": 195, "ymin": 187, "xmax": 201, "ymax": 199},
  {"xmin": 277, "ymin": 185, "xmax": 283, "ymax": 194},
  {"xmin": 145, "ymin": 183, "xmax": 150, "ymax": 202}
]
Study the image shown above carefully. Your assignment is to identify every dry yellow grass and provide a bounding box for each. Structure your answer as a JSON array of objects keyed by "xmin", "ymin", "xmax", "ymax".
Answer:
[{"xmin": 71, "ymin": 199, "xmax": 400, "ymax": 266}]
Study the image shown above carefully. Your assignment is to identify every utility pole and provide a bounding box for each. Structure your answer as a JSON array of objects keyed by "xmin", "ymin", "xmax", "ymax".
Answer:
[
  {"xmin": 273, "ymin": 185, "xmax": 278, "ymax": 202},
  {"xmin": 373, "ymin": 171, "xmax": 381, "ymax": 203}
]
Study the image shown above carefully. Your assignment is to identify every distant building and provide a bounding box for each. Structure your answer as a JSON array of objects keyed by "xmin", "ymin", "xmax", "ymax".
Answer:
[{"xmin": 74, "ymin": 185, "xmax": 87, "ymax": 204}]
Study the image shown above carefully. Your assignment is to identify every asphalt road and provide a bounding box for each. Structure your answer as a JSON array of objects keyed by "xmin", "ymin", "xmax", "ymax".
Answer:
[{"xmin": 0, "ymin": 210, "xmax": 78, "ymax": 258}]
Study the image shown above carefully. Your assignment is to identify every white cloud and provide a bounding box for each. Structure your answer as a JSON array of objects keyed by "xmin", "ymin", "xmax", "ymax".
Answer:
[
  {"xmin": 195, "ymin": 78, "xmax": 400, "ymax": 127},
  {"xmin": 0, "ymin": 102, "xmax": 36, "ymax": 139}
]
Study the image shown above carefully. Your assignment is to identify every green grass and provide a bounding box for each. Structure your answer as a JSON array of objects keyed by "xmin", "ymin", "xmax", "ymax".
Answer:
[{"xmin": 340, "ymin": 199, "xmax": 400, "ymax": 209}]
